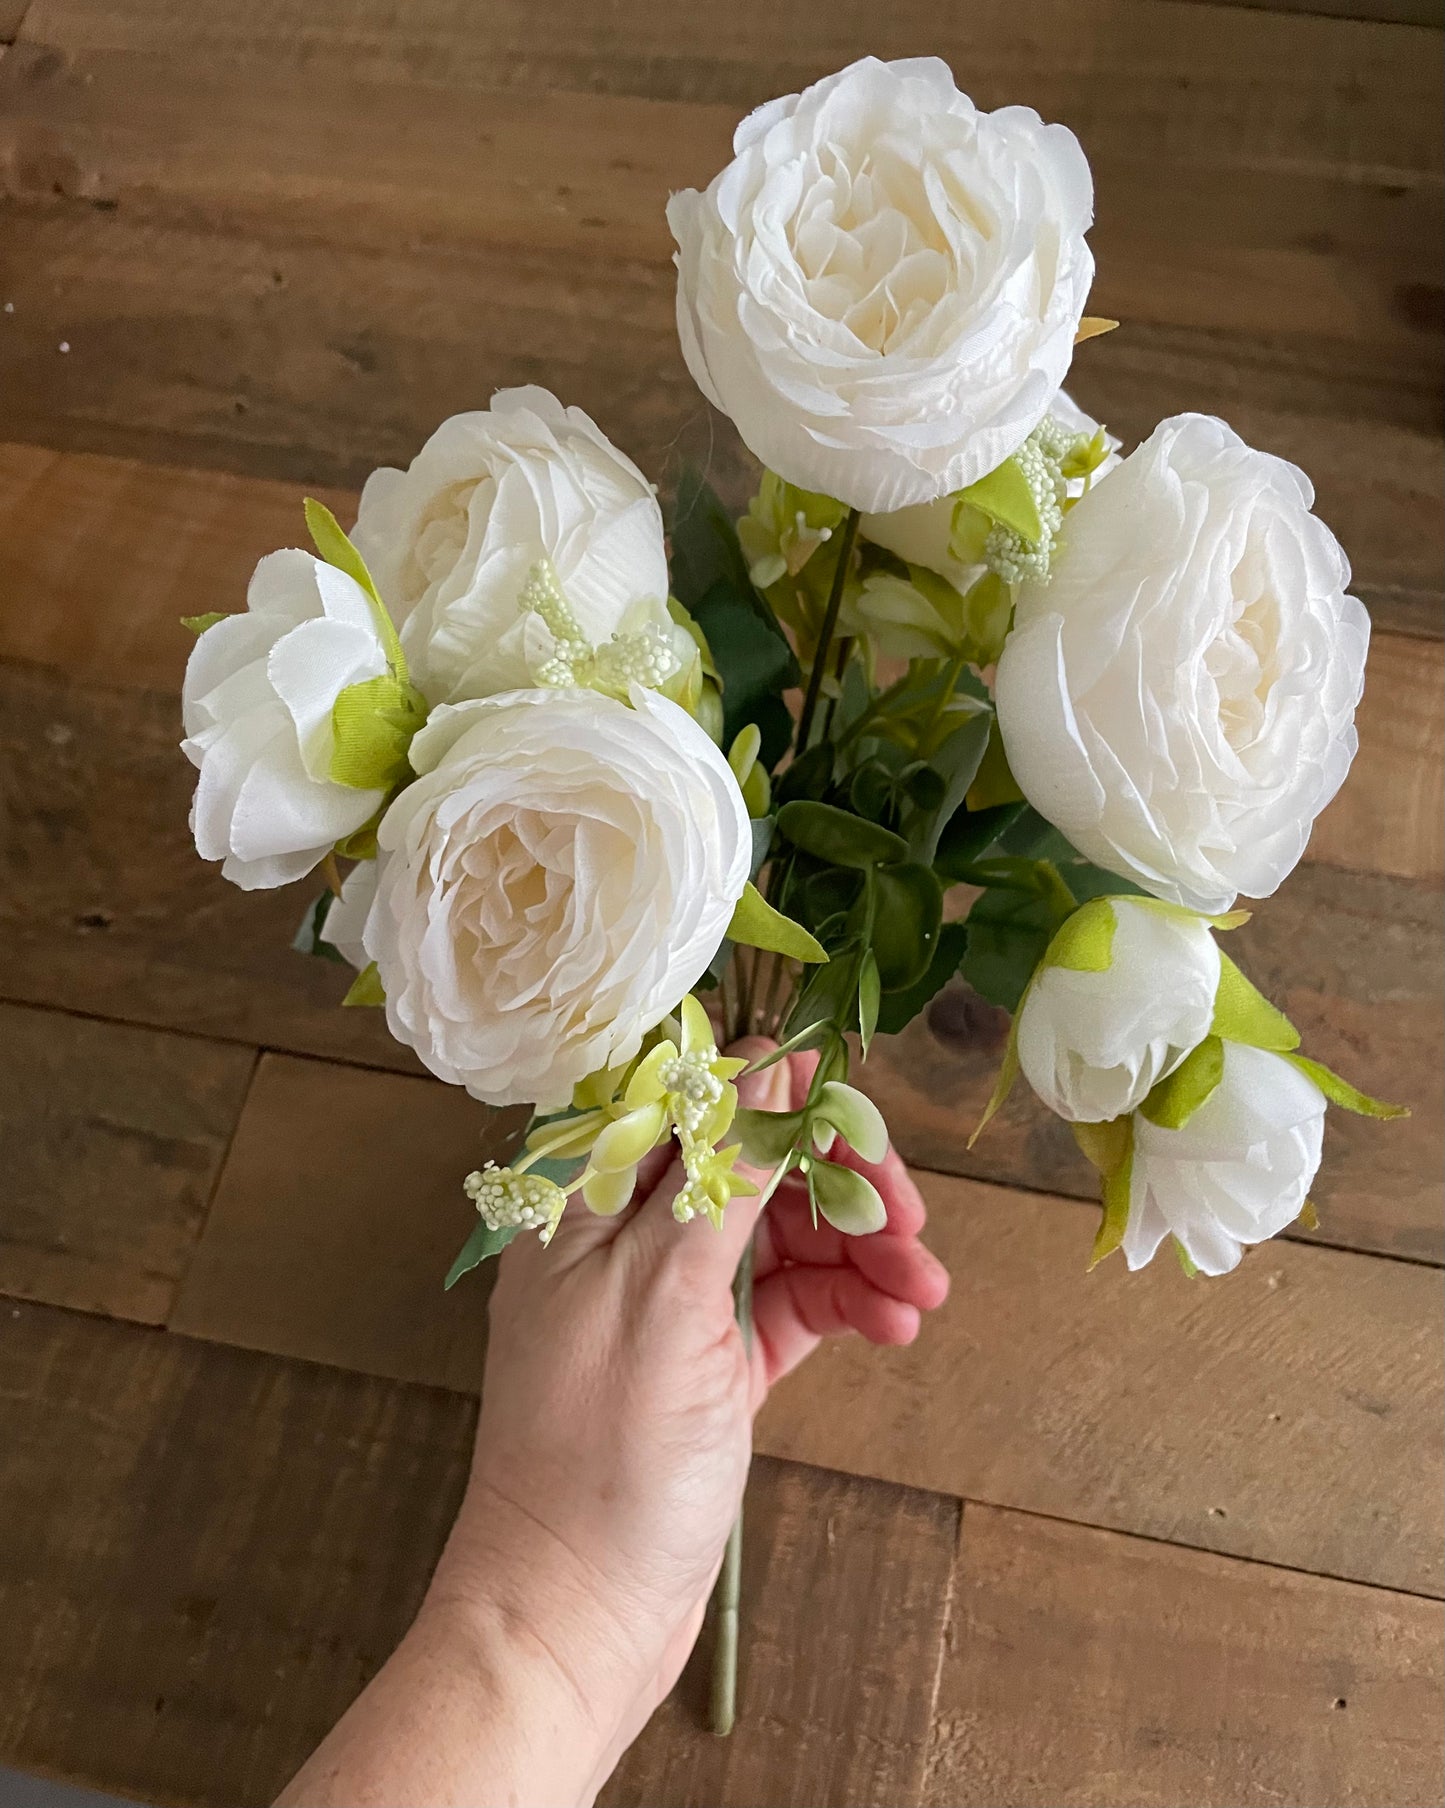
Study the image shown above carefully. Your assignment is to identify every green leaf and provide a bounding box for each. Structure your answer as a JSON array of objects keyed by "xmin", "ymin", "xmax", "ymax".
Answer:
[
  {"xmin": 444, "ymin": 1218, "xmax": 521, "ymax": 1289},
  {"xmin": 291, "ymin": 889, "xmax": 349, "ymax": 965},
  {"xmin": 777, "ymin": 800, "xmax": 908, "ymax": 869},
  {"xmin": 904, "ymin": 711, "xmax": 992, "ymax": 864},
  {"xmin": 329, "ymin": 674, "xmax": 427, "ymax": 791},
  {"xmin": 1139, "ymin": 1035, "xmax": 1225, "ymax": 1130},
  {"xmin": 774, "ymin": 743, "xmax": 834, "ymax": 806},
  {"xmin": 934, "ymin": 801, "xmax": 1028, "ymax": 881},
  {"xmin": 857, "ymin": 950, "xmax": 881, "ymax": 1055},
  {"xmin": 734, "ymin": 1107, "xmax": 806, "ymax": 1167},
  {"xmin": 341, "ymin": 961, "xmax": 386, "ymax": 1007},
  {"xmin": 1284, "ymin": 1054, "xmax": 1409, "ymax": 1120},
  {"xmin": 875, "ymin": 920, "xmax": 967, "ymax": 1038},
  {"xmin": 969, "ymin": 992, "xmax": 1024, "ymax": 1148},
  {"xmin": 669, "ymin": 469, "xmax": 800, "ymax": 769},
  {"xmin": 808, "ymin": 1158, "xmax": 887, "ymax": 1235},
  {"xmin": 1045, "ymin": 899, "xmax": 1118, "ymax": 974},
  {"xmin": 959, "ymin": 456, "xmax": 1043, "ymax": 544},
  {"xmin": 1211, "ymin": 953, "xmax": 1300, "ymax": 1052},
  {"xmin": 865, "ymin": 862, "xmax": 944, "ymax": 992},
  {"xmin": 728, "ymin": 881, "xmax": 828, "ymax": 963},
  {"xmin": 784, "ymin": 941, "xmax": 865, "ymax": 1042},
  {"xmin": 181, "ymin": 611, "xmax": 229, "ymax": 636}
]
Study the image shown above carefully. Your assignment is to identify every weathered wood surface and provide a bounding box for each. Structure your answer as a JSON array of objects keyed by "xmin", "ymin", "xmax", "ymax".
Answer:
[
  {"xmin": 924, "ymin": 1503, "xmax": 1445, "ymax": 1808},
  {"xmin": 1, "ymin": 0, "xmax": 1440, "ymax": 631},
  {"xmin": 0, "ymin": 1000, "xmax": 255, "ymax": 1321},
  {"xmin": 168, "ymin": 1052, "xmax": 520, "ymax": 1392},
  {"xmin": 0, "ymin": 1301, "xmax": 959, "ymax": 1808}
]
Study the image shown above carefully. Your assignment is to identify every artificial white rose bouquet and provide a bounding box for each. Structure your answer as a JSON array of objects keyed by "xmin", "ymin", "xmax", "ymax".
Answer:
[{"xmin": 179, "ymin": 52, "xmax": 1404, "ymax": 1731}]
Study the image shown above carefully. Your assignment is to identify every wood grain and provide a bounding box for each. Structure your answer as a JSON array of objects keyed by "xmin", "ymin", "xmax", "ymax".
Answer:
[
  {"xmin": 0, "ymin": 441, "xmax": 350, "ymax": 694},
  {"xmin": 0, "ymin": 1301, "xmax": 958, "ymax": 1808},
  {"xmin": 1, "ymin": 0, "xmax": 1440, "ymax": 630},
  {"xmin": 599, "ymin": 1462, "xmax": 958, "ymax": 1808},
  {"xmin": 757, "ymin": 1169, "xmax": 1444, "ymax": 1597},
  {"xmin": 169, "ymin": 1053, "xmax": 521, "ymax": 1391},
  {"xmin": 0, "ymin": 661, "xmax": 421, "ymax": 1075},
  {"xmin": 137, "ymin": 1043, "xmax": 1445, "ymax": 1593},
  {"xmin": 0, "ymin": 1001, "xmax": 255, "ymax": 1321},
  {"xmin": 924, "ymin": 1503, "xmax": 1445, "ymax": 1808},
  {"xmin": 865, "ymin": 864, "xmax": 1445, "ymax": 1264}
]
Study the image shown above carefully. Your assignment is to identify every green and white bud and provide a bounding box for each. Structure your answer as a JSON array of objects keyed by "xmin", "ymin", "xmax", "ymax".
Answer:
[
  {"xmin": 809, "ymin": 1157, "xmax": 887, "ymax": 1236},
  {"xmin": 1017, "ymin": 897, "xmax": 1221, "ymax": 1124}
]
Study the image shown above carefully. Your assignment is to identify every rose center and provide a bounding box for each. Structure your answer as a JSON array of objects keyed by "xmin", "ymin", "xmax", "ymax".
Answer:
[
  {"xmin": 1208, "ymin": 578, "xmax": 1282, "ymax": 753},
  {"xmin": 788, "ymin": 144, "xmax": 963, "ymax": 353}
]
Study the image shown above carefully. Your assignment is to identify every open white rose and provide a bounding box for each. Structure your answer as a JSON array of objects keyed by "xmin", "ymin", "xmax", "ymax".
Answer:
[
  {"xmin": 996, "ymin": 414, "xmax": 1370, "ymax": 914},
  {"xmin": 668, "ymin": 56, "xmax": 1094, "ymax": 513},
  {"xmin": 1125, "ymin": 1043, "xmax": 1325, "ymax": 1275},
  {"xmin": 337, "ymin": 686, "xmax": 751, "ymax": 1109},
  {"xmin": 351, "ymin": 387, "xmax": 672, "ymax": 704},
  {"xmin": 181, "ymin": 550, "xmax": 390, "ymax": 890},
  {"xmin": 1018, "ymin": 899, "xmax": 1221, "ymax": 1123}
]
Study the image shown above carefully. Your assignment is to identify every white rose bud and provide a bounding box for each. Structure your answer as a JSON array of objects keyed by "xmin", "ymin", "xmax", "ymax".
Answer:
[
  {"xmin": 996, "ymin": 413, "xmax": 1370, "ymax": 914},
  {"xmin": 352, "ymin": 387, "xmax": 672, "ymax": 704},
  {"xmin": 1125, "ymin": 1043, "xmax": 1325, "ymax": 1275},
  {"xmin": 343, "ymin": 686, "xmax": 751, "ymax": 1109},
  {"xmin": 1018, "ymin": 898, "xmax": 1221, "ymax": 1124},
  {"xmin": 668, "ymin": 56, "xmax": 1094, "ymax": 513},
  {"xmin": 181, "ymin": 550, "xmax": 391, "ymax": 890}
]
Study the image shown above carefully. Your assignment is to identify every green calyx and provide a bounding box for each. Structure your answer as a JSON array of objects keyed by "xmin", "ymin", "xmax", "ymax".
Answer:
[
  {"xmin": 329, "ymin": 672, "xmax": 428, "ymax": 792},
  {"xmin": 341, "ymin": 961, "xmax": 386, "ymax": 1007},
  {"xmin": 1209, "ymin": 952, "xmax": 1299, "ymax": 1051},
  {"xmin": 1284, "ymin": 1054, "xmax": 1408, "ymax": 1121},
  {"xmin": 1139, "ymin": 1035, "xmax": 1225, "ymax": 1130},
  {"xmin": 1070, "ymin": 1116, "xmax": 1134, "ymax": 1271},
  {"xmin": 181, "ymin": 611, "xmax": 229, "ymax": 636},
  {"xmin": 304, "ymin": 497, "xmax": 410, "ymax": 685},
  {"xmin": 1042, "ymin": 897, "xmax": 1118, "ymax": 974},
  {"xmin": 304, "ymin": 498, "xmax": 428, "ymax": 794}
]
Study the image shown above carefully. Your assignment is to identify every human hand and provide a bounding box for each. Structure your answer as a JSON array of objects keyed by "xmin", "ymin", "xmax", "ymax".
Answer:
[{"xmin": 416, "ymin": 1045, "xmax": 949, "ymax": 1803}]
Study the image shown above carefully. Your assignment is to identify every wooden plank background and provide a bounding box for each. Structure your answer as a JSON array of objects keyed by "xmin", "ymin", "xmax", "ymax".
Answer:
[{"xmin": 1, "ymin": 0, "xmax": 1441, "ymax": 1802}]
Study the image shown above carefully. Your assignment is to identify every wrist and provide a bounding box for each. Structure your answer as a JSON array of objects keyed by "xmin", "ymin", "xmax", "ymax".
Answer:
[{"xmin": 419, "ymin": 1481, "xmax": 641, "ymax": 1801}]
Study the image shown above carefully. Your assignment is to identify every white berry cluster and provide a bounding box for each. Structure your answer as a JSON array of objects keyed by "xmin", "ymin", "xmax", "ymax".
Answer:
[
  {"xmin": 521, "ymin": 560, "xmax": 679, "ymax": 694},
  {"xmin": 984, "ymin": 415, "xmax": 1083, "ymax": 586},
  {"xmin": 658, "ymin": 1051, "xmax": 726, "ymax": 1137},
  {"xmin": 463, "ymin": 1162, "xmax": 567, "ymax": 1241},
  {"xmin": 594, "ymin": 624, "xmax": 681, "ymax": 692}
]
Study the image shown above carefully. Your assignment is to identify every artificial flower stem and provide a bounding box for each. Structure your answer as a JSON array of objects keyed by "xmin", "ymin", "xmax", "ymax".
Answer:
[
  {"xmin": 794, "ymin": 507, "xmax": 861, "ymax": 755},
  {"xmin": 709, "ymin": 1229, "xmax": 755, "ymax": 1736}
]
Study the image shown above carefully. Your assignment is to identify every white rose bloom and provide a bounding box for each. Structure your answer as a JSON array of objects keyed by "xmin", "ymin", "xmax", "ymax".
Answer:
[
  {"xmin": 338, "ymin": 686, "xmax": 751, "ymax": 1109},
  {"xmin": 1018, "ymin": 899, "xmax": 1220, "ymax": 1123},
  {"xmin": 996, "ymin": 414, "xmax": 1370, "ymax": 914},
  {"xmin": 181, "ymin": 550, "xmax": 390, "ymax": 890},
  {"xmin": 1125, "ymin": 1043, "xmax": 1325, "ymax": 1275},
  {"xmin": 668, "ymin": 56, "xmax": 1094, "ymax": 513},
  {"xmin": 352, "ymin": 387, "xmax": 672, "ymax": 704},
  {"xmin": 859, "ymin": 391, "xmax": 1118, "ymax": 593}
]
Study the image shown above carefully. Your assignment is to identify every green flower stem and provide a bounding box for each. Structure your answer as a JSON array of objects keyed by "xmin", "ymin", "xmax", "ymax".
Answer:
[
  {"xmin": 794, "ymin": 507, "xmax": 861, "ymax": 756},
  {"xmin": 709, "ymin": 1229, "xmax": 756, "ymax": 1737}
]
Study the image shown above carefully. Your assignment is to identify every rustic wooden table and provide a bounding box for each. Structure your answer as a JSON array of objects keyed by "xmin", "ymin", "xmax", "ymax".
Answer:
[{"xmin": 1, "ymin": 2, "xmax": 1442, "ymax": 1803}]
